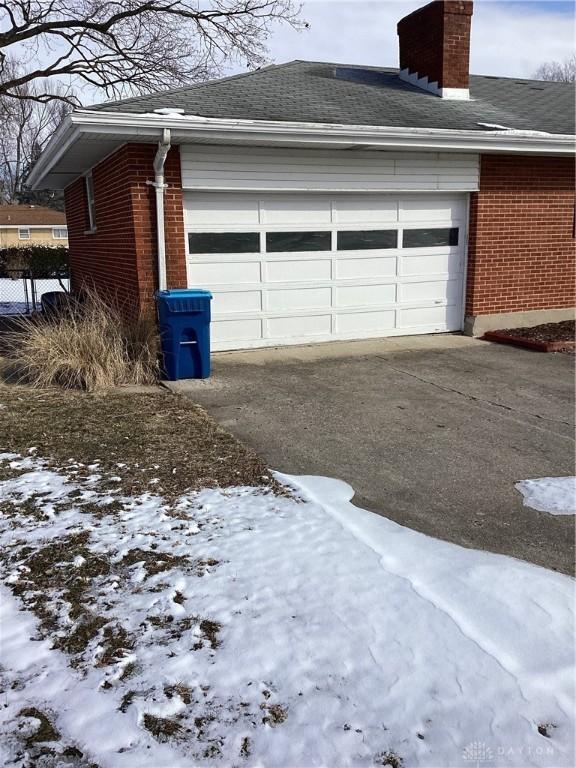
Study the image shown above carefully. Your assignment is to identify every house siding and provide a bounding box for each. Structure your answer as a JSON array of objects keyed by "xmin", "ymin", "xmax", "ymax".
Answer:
[
  {"xmin": 466, "ymin": 154, "xmax": 576, "ymax": 318},
  {"xmin": 180, "ymin": 146, "xmax": 480, "ymax": 192},
  {"xmin": 0, "ymin": 227, "xmax": 68, "ymax": 248},
  {"xmin": 64, "ymin": 143, "xmax": 186, "ymax": 317}
]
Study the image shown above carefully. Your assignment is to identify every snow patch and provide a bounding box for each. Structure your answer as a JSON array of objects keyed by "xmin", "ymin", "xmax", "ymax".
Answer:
[
  {"xmin": 0, "ymin": 455, "xmax": 574, "ymax": 767},
  {"xmin": 516, "ymin": 476, "xmax": 576, "ymax": 515}
]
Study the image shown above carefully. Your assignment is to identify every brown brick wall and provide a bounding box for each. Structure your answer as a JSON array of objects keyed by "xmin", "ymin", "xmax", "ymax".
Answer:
[
  {"xmin": 64, "ymin": 142, "xmax": 186, "ymax": 318},
  {"xmin": 466, "ymin": 154, "xmax": 576, "ymax": 317},
  {"xmin": 397, "ymin": 0, "xmax": 473, "ymax": 90}
]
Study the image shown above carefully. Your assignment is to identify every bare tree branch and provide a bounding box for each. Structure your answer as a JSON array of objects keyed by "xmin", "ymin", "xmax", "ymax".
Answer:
[
  {"xmin": 534, "ymin": 55, "xmax": 576, "ymax": 83},
  {"xmin": 0, "ymin": 1, "xmax": 305, "ymax": 103},
  {"xmin": 0, "ymin": 59, "xmax": 71, "ymax": 201}
]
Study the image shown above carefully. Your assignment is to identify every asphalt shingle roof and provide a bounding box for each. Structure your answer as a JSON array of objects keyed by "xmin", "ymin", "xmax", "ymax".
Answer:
[
  {"xmin": 0, "ymin": 205, "xmax": 66, "ymax": 226},
  {"xmin": 91, "ymin": 61, "xmax": 575, "ymax": 135}
]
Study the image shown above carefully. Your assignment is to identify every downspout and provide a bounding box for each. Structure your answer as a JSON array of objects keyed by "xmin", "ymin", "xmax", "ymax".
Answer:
[{"xmin": 148, "ymin": 128, "xmax": 171, "ymax": 291}]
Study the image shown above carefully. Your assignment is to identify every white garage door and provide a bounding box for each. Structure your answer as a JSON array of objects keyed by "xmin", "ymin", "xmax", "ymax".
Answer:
[{"xmin": 184, "ymin": 192, "xmax": 467, "ymax": 351}]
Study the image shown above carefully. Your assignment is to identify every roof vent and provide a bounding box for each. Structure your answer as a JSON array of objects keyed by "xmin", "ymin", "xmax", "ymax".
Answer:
[{"xmin": 153, "ymin": 107, "xmax": 185, "ymax": 116}]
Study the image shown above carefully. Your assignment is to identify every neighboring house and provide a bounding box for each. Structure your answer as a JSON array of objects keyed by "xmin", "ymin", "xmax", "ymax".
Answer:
[
  {"xmin": 28, "ymin": 0, "xmax": 574, "ymax": 350},
  {"xmin": 0, "ymin": 205, "xmax": 68, "ymax": 249}
]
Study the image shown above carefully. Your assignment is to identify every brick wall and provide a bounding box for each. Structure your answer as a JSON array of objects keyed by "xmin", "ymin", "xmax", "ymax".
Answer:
[
  {"xmin": 397, "ymin": 0, "xmax": 473, "ymax": 90},
  {"xmin": 466, "ymin": 154, "xmax": 576, "ymax": 317},
  {"xmin": 64, "ymin": 143, "xmax": 186, "ymax": 318}
]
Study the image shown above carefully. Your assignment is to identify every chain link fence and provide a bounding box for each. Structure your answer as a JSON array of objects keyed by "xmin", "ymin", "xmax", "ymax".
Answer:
[
  {"xmin": 0, "ymin": 269, "xmax": 71, "ymax": 316},
  {"xmin": 0, "ymin": 245, "xmax": 70, "ymax": 316}
]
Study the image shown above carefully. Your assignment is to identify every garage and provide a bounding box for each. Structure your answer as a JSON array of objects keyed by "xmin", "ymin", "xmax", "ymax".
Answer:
[{"xmin": 184, "ymin": 191, "xmax": 468, "ymax": 351}]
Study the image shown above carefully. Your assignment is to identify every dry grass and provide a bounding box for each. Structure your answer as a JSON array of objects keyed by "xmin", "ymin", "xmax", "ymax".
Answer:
[
  {"xmin": 4, "ymin": 291, "xmax": 160, "ymax": 391},
  {"xmin": 0, "ymin": 388, "xmax": 281, "ymax": 499},
  {"xmin": 142, "ymin": 713, "xmax": 184, "ymax": 741}
]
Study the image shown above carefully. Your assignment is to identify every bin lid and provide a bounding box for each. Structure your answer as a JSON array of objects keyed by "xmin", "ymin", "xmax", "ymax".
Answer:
[{"xmin": 156, "ymin": 288, "xmax": 212, "ymax": 300}]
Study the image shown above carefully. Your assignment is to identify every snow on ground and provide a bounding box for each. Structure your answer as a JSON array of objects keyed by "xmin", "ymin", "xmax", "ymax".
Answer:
[
  {"xmin": 516, "ymin": 477, "xmax": 576, "ymax": 516},
  {"xmin": 0, "ymin": 301, "xmax": 29, "ymax": 315},
  {"xmin": 0, "ymin": 454, "xmax": 574, "ymax": 768},
  {"xmin": 0, "ymin": 277, "xmax": 69, "ymax": 315}
]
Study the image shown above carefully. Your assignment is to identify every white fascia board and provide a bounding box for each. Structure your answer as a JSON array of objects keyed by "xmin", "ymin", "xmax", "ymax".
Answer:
[{"xmin": 27, "ymin": 109, "xmax": 576, "ymax": 190}]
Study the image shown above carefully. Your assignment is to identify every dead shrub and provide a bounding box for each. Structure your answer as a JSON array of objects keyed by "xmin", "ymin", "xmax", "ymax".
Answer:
[{"xmin": 5, "ymin": 290, "xmax": 160, "ymax": 391}]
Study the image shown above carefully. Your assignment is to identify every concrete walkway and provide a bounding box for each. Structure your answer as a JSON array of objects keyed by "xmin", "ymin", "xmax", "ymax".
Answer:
[{"xmin": 170, "ymin": 334, "xmax": 575, "ymax": 574}]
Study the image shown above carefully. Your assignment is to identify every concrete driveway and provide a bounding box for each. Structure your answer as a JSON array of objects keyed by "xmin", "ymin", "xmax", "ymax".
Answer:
[{"xmin": 171, "ymin": 335, "xmax": 575, "ymax": 574}]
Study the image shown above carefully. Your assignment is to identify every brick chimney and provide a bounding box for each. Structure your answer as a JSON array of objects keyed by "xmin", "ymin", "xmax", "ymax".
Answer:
[{"xmin": 397, "ymin": 0, "xmax": 473, "ymax": 100}]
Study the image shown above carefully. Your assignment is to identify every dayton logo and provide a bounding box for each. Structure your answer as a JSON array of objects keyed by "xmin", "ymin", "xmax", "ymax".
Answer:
[{"xmin": 462, "ymin": 741, "xmax": 495, "ymax": 766}]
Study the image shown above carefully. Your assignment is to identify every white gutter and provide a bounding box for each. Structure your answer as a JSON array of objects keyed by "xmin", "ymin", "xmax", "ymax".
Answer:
[
  {"xmin": 27, "ymin": 109, "xmax": 575, "ymax": 189},
  {"xmin": 147, "ymin": 128, "xmax": 171, "ymax": 292},
  {"xmin": 74, "ymin": 109, "xmax": 576, "ymax": 150}
]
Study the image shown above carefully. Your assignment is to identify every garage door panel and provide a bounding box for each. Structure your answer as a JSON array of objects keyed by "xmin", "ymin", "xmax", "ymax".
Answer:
[
  {"xmin": 184, "ymin": 193, "xmax": 260, "ymax": 226},
  {"xmin": 399, "ymin": 196, "xmax": 464, "ymax": 222},
  {"xmin": 267, "ymin": 314, "xmax": 332, "ymax": 338},
  {"xmin": 192, "ymin": 261, "xmax": 261, "ymax": 285},
  {"xmin": 262, "ymin": 195, "xmax": 332, "ymax": 225},
  {"xmin": 212, "ymin": 290, "xmax": 262, "ymax": 314},
  {"xmin": 267, "ymin": 287, "xmax": 332, "ymax": 311},
  {"xmin": 212, "ymin": 318, "xmax": 263, "ymax": 343},
  {"xmin": 336, "ymin": 257, "xmax": 397, "ymax": 280},
  {"xmin": 336, "ymin": 310, "xmax": 396, "ymax": 334},
  {"xmin": 398, "ymin": 305, "xmax": 461, "ymax": 329},
  {"xmin": 267, "ymin": 259, "xmax": 332, "ymax": 283},
  {"xmin": 400, "ymin": 252, "xmax": 461, "ymax": 277},
  {"xmin": 335, "ymin": 284, "xmax": 396, "ymax": 307},
  {"xmin": 334, "ymin": 196, "xmax": 398, "ymax": 224},
  {"xmin": 399, "ymin": 279, "xmax": 461, "ymax": 303}
]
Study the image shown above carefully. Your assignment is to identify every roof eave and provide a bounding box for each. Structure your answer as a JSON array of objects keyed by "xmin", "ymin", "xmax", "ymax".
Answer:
[
  {"xmin": 26, "ymin": 116, "xmax": 79, "ymax": 190},
  {"xmin": 28, "ymin": 109, "xmax": 576, "ymax": 190}
]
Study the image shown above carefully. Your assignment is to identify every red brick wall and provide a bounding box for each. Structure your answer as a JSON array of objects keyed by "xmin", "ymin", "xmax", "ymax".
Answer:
[
  {"xmin": 397, "ymin": 0, "xmax": 473, "ymax": 90},
  {"xmin": 466, "ymin": 154, "xmax": 576, "ymax": 317},
  {"xmin": 64, "ymin": 143, "xmax": 186, "ymax": 317}
]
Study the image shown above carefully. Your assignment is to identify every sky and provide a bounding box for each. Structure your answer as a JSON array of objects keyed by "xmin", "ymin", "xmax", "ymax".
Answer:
[
  {"xmin": 4, "ymin": 0, "xmax": 573, "ymax": 109},
  {"xmin": 252, "ymin": 0, "xmax": 575, "ymax": 80}
]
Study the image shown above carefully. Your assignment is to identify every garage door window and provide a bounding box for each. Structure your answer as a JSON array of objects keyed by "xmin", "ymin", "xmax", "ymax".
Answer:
[
  {"xmin": 403, "ymin": 227, "xmax": 459, "ymax": 248},
  {"xmin": 337, "ymin": 230, "xmax": 397, "ymax": 251},
  {"xmin": 188, "ymin": 232, "xmax": 260, "ymax": 254},
  {"xmin": 266, "ymin": 231, "xmax": 331, "ymax": 252}
]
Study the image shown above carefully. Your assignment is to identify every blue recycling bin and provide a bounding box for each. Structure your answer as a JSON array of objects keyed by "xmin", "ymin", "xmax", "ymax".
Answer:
[{"xmin": 156, "ymin": 289, "xmax": 212, "ymax": 380}]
